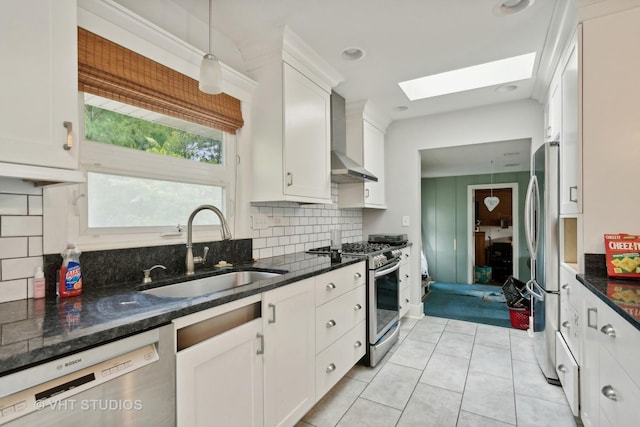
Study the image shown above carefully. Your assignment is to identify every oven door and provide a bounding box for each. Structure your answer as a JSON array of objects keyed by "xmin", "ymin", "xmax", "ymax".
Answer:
[{"xmin": 369, "ymin": 259, "xmax": 400, "ymax": 345}]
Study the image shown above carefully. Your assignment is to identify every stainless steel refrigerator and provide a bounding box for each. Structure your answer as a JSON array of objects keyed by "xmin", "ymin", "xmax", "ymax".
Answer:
[{"xmin": 524, "ymin": 141, "xmax": 560, "ymax": 384}]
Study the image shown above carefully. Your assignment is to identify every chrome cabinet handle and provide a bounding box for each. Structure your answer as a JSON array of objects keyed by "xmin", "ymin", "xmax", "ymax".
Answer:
[
  {"xmin": 562, "ymin": 321, "xmax": 570, "ymax": 328},
  {"xmin": 557, "ymin": 364, "xmax": 568, "ymax": 373},
  {"xmin": 63, "ymin": 121, "xmax": 73, "ymax": 150},
  {"xmin": 354, "ymin": 341, "xmax": 362, "ymax": 348},
  {"xmin": 286, "ymin": 172, "xmax": 293, "ymax": 186},
  {"xmin": 600, "ymin": 324, "xmax": 616, "ymax": 338},
  {"xmin": 569, "ymin": 186, "xmax": 578, "ymax": 202},
  {"xmin": 354, "ymin": 303, "xmax": 362, "ymax": 310},
  {"xmin": 326, "ymin": 319, "xmax": 336, "ymax": 328},
  {"xmin": 405, "ymin": 298, "xmax": 410, "ymax": 304},
  {"xmin": 268, "ymin": 303, "xmax": 276, "ymax": 324},
  {"xmin": 587, "ymin": 308, "xmax": 598, "ymax": 329},
  {"xmin": 354, "ymin": 272, "xmax": 362, "ymax": 279},
  {"xmin": 326, "ymin": 283, "xmax": 336, "ymax": 290},
  {"xmin": 561, "ymin": 283, "xmax": 571, "ymax": 290},
  {"xmin": 601, "ymin": 385, "xmax": 617, "ymax": 401},
  {"xmin": 365, "ymin": 189, "xmax": 369, "ymax": 198},
  {"xmin": 404, "ymin": 274, "xmax": 409, "ymax": 279},
  {"xmin": 256, "ymin": 333, "xmax": 264, "ymax": 355},
  {"xmin": 326, "ymin": 363, "xmax": 336, "ymax": 373}
]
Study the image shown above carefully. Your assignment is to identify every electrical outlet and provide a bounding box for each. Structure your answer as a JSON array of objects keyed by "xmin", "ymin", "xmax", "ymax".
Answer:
[
  {"xmin": 402, "ymin": 216, "xmax": 410, "ymax": 227},
  {"xmin": 252, "ymin": 214, "xmax": 269, "ymax": 229},
  {"xmin": 271, "ymin": 216, "xmax": 283, "ymax": 226}
]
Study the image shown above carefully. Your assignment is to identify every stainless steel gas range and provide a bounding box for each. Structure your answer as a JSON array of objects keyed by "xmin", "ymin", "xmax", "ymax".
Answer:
[{"xmin": 308, "ymin": 238, "xmax": 404, "ymax": 367}]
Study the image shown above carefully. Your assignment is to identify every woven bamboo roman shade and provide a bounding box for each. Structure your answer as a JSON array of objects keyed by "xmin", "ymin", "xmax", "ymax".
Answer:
[{"xmin": 78, "ymin": 27, "xmax": 244, "ymax": 134}]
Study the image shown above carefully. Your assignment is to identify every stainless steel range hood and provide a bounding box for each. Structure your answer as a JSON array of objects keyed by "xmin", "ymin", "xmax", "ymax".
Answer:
[{"xmin": 330, "ymin": 91, "xmax": 378, "ymax": 183}]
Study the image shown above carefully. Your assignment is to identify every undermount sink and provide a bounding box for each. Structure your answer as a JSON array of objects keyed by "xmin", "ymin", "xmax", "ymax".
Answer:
[{"xmin": 141, "ymin": 270, "xmax": 284, "ymax": 299}]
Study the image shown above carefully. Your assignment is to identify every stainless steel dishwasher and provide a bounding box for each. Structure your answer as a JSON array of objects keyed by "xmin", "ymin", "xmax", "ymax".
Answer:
[{"xmin": 0, "ymin": 324, "xmax": 175, "ymax": 426}]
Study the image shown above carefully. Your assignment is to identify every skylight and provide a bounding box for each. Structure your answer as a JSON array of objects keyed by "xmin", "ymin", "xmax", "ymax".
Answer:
[{"xmin": 398, "ymin": 52, "xmax": 536, "ymax": 100}]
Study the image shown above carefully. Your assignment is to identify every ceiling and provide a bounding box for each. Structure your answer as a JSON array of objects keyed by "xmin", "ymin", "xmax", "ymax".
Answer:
[
  {"xmin": 419, "ymin": 138, "xmax": 531, "ymax": 178},
  {"xmin": 175, "ymin": 0, "xmax": 568, "ymax": 122}
]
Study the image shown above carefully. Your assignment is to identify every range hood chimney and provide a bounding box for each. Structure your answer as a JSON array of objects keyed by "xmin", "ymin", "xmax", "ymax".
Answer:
[{"xmin": 330, "ymin": 91, "xmax": 378, "ymax": 183}]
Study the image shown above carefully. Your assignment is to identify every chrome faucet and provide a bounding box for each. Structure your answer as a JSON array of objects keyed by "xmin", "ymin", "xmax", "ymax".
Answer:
[{"xmin": 185, "ymin": 204, "xmax": 232, "ymax": 276}]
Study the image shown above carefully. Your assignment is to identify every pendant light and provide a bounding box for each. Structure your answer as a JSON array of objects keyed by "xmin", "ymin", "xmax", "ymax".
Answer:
[
  {"xmin": 484, "ymin": 160, "xmax": 500, "ymax": 212},
  {"xmin": 199, "ymin": 0, "xmax": 222, "ymax": 94}
]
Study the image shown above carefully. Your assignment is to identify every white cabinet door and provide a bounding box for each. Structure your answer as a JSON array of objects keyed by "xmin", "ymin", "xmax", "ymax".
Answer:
[
  {"xmin": 581, "ymin": 291, "xmax": 601, "ymax": 427},
  {"xmin": 560, "ymin": 41, "xmax": 581, "ymax": 214},
  {"xmin": 0, "ymin": 0, "xmax": 79, "ymax": 170},
  {"xmin": 176, "ymin": 318, "xmax": 264, "ymax": 427},
  {"xmin": 363, "ymin": 120, "xmax": 385, "ymax": 207},
  {"xmin": 283, "ymin": 63, "xmax": 331, "ymax": 201},
  {"xmin": 547, "ymin": 79, "xmax": 561, "ymax": 142},
  {"xmin": 263, "ymin": 278, "xmax": 316, "ymax": 427}
]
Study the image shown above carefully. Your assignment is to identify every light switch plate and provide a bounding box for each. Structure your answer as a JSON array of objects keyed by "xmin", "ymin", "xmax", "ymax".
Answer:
[
  {"xmin": 402, "ymin": 216, "xmax": 410, "ymax": 227},
  {"xmin": 252, "ymin": 214, "xmax": 269, "ymax": 229}
]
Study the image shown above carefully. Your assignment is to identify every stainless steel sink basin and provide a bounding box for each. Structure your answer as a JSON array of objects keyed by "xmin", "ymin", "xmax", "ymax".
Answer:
[{"xmin": 141, "ymin": 271, "xmax": 284, "ymax": 299}]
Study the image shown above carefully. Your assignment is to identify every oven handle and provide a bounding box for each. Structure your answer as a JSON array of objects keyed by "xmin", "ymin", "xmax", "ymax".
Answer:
[{"xmin": 374, "ymin": 260, "xmax": 401, "ymax": 278}]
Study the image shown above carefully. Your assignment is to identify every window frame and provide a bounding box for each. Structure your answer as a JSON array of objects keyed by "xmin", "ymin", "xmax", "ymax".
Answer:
[{"xmin": 73, "ymin": 95, "xmax": 237, "ymax": 246}]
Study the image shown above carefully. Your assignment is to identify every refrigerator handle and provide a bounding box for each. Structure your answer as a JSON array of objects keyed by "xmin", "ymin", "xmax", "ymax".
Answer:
[
  {"xmin": 526, "ymin": 279, "xmax": 545, "ymax": 301},
  {"xmin": 524, "ymin": 175, "xmax": 540, "ymax": 261}
]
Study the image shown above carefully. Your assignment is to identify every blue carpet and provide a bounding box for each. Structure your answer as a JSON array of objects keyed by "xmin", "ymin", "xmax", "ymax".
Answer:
[{"xmin": 424, "ymin": 282, "xmax": 512, "ymax": 328}]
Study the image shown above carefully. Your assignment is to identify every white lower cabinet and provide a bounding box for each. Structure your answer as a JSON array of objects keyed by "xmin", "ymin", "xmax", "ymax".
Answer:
[
  {"xmin": 555, "ymin": 332, "xmax": 580, "ymax": 416},
  {"xmin": 263, "ymin": 278, "xmax": 316, "ymax": 427},
  {"xmin": 176, "ymin": 316, "xmax": 264, "ymax": 427},
  {"xmin": 174, "ymin": 262, "xmax": 366, "ymax": 427}
]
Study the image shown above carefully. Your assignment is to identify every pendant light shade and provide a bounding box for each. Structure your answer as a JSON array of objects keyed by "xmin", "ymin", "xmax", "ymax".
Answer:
[
  {"xmin": 199, "ymin": 53, "xmax": 222, "ymax": 94},
  {"xmin": 199, "ymin": 0, "xmax": 222, "ymax": 94}
]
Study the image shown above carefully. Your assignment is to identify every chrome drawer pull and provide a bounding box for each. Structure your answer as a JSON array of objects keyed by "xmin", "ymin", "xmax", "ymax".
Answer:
[
  {"xmin": 326, "ymin": 283, "xmax": 336, "ymax": 290},
  {"xmin": 587, "ymin": 308, "xmax": 598, "ymax": 329},
  {"xmin": 326, "ymin": 363, "xmax": 336, "ymax": 373},
  {"xmin": 256, "ymin": 333, "xmax": 264, "ymax": 355},
  {"xmin": 561, "ymin": 284, "xmax": 571, "ymax": 290},
  {"xmin": 601, "ymin": 385, "xmax": 617, "ymax": 401},
  {"xmin": 562, "ymin": 321, "xmax": 570, "ymax": 328},
  {"xmin": 557, "ymin": 364, "xmax": 568, "ymax": 373},
  {"xmin": 63, "ymin": 121, "xmax": 73, "ymax": 150},
  {"xmin": 326, "ymin": 319, "xmax": 336, "ymax": 328},
  {"xmin": 354, "ymin": 341, "xmax": 362, "ymax": 348},
  {"xmin": 354, "ymin": 272, "xmax": 362, "ymax": 279},
  {"xmin": 354, "ymin": 303, "xmax": 362, "ymax": 310},
  {"xmin": 268, "ymin": 303, "xmax": 276, "ymax": 324},
  {"xmin": 600, "ymin": 324, "xmax": 616, "ymax": 338}
]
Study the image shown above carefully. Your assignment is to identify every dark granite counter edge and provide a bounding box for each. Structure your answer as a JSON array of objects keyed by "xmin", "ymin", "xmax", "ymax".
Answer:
[
  {"xmin": 576, "ymin": 274, "xmax": 640, "ymax": 331},
  {"xmin": 0, "ymin": 253, "xmax": 365, "ymax": 376}
]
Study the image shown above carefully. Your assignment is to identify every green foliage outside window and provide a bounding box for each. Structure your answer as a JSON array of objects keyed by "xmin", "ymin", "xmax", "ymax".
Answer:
[{"xmin": 84, "ymin": 105, "xmax": 223, "ymax": 164}]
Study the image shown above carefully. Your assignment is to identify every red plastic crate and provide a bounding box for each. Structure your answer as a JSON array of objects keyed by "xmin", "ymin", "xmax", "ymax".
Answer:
[{"xmin": 509, "ymin": 308, "xmax": 530, "ymax": 330}]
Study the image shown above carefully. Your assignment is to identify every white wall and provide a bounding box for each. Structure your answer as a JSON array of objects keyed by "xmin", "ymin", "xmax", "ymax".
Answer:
[{"xmin": 364, "ymin": 99, "xmax": 544, "ymax": 316}]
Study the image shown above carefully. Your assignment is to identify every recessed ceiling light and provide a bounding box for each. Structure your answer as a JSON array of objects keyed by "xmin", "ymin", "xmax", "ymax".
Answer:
[
  {"xmin": 493, "ymin": 0, "xmax": 535, "ymax": 16},
  {"xmin": 496, "ymin": 84, "xmax": 518, "ymax": 93},
  {"xmin": 398, "ymin": 52, "xmax": 536, "ymax": 101},
  {"xmin": 340, "ymin": 47, "xmax": 365, "ymax": 61},
  {"xmin": 393, "ymin": 106, "xmax": 409, "ymax": 112}
]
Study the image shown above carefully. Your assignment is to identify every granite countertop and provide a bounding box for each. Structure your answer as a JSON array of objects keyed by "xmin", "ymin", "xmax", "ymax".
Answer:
[
  {"xmin": 577, "ymin": 274, "xmax": 640, "ymax": 331},
  {"xmin": 0, "ymin": 252, "xmax": 364, "ymax": 377}
]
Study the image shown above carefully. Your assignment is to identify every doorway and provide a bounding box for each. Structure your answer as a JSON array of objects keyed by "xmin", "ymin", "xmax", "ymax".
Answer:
[{"xmin": 467, "ymin": 183, "xmax": 519, "ymax": 284}]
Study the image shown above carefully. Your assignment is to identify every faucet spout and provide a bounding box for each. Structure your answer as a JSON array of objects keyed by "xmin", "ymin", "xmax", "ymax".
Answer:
[{"xmin": 185, "ymin": 204, "xmax": 232, "ymax": 275}]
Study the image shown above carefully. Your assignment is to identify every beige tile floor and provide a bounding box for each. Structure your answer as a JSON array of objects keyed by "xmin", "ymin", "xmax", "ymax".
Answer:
[{"xmin": 296, "ymin": 316, "xmax": 578, "ymax": 427}]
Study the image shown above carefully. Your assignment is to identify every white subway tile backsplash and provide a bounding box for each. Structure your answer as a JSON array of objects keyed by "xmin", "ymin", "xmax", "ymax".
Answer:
[
  {"xmin": 0, "ymin": 279, "xmax": 28, "ymax": 303},
  {"xmin": 1, "ymin": 256, "xmax": 42, "ymax": 281},
  {"xmin": 28, "ymin": 237, "xmax": 43, "ymax": 257},
  {"xmin": 0, "ymin": 237, "xmax": 28, "ymax": 259},
  {"xmin": 28, "ymin": 196, "xmax": 43, "ymax": 215},
  {"xmin": 254, "ymin": 185, "xmax": 365, "ymax": 260},
  {"xmin": 0, "ymin": 194, "xmax": 28, "ymax": 215},
  {"xmin": 1, "ymin": 216, "xmax": 42, "ymax": 237}
]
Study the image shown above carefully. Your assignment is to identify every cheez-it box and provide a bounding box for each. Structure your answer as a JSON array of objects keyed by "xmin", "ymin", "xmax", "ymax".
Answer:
[{"xmin": 604, "ymin": 234, "xmax": 640, "ymax": 279}]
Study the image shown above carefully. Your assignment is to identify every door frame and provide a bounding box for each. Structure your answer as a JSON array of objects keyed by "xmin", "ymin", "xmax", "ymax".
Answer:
[{"xmin": 466, "ymin": 183, "xmax": 519, "ymax": 284}]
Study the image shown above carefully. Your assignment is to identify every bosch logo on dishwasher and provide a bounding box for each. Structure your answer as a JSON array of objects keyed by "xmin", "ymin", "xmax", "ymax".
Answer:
[{"xmin": 56, "ymin": 358, "xmax": 82, "ymax": 370}]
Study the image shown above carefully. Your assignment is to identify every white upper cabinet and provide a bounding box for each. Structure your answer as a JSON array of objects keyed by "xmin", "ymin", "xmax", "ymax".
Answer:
[
  {"xmin": 245, "ymin": 27, "xmax": 342, "ymax": 204},
  {"xmin": 0, "ymin": 0, "xmax": 82, "ymax": 182},
  {"xmin": 338, "ymin": 101, "xmax": 389, "ymax": 209},
  {"xmin": 560, "ymin": 34, "xmax": 581, "ymax": 215}
]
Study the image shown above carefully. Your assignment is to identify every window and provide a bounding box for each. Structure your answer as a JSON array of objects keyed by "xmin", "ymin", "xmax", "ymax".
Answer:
[{"xmin": 79, "ymin": 94, "xmax": 236, "ymax": 239}]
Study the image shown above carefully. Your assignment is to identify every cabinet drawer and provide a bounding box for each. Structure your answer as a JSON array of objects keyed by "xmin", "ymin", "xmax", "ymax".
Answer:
[
  {"xmin": 597, "ymin": 303, "xmax": 640, "ymax": 387},
  {"xmin": 315, "ymin": 285, "xmax": 366, "ymax": 352},
  {"xmin": 598, "ymin": 346, "xmax": 640, "ymax": 427},
  {"xmin": 315, "ymin": 262, "xmax": 365, "ymax": 306},
  {"xmin": 559, "ymin": 301, "xmax": 581, "ymax": 362},
  {"xmin": 559, "ymin": 266, "xmax": 582, "ymax": 312},
  {"xmin": 555, "ymin": 332, "xmax": 579, "ymax": 417},
  {"xmin": 399, "ymin": 285, "xmax": 410, "ymax": 318},
  {"xmin": 315, "ymin": 320, "xmax": 366, "ymax": 399}
]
